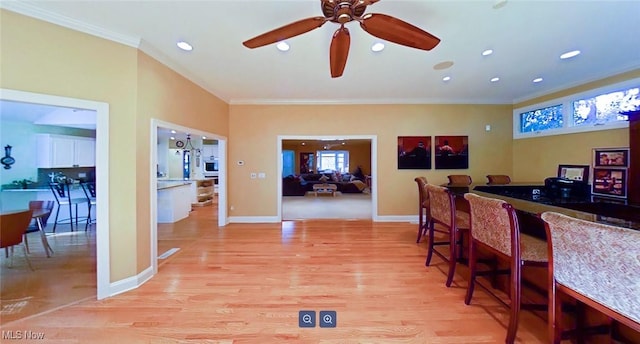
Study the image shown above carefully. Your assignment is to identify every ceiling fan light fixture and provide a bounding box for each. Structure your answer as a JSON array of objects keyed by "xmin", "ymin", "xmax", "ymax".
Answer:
[
  {"xmin": 560, "ymin": 50, "xmax": 581, "ymax": 59},
  {"xmin": 371, "ymin": 42, "xmax": 385, "ymax": 52},
  {"xmin": 533, "ymin": 77, "xmax": 543, "ymax": 83},
  {"xmin": 176, "ymin": 41, "xmax": 193, "ymax": 51},
  {"xmin": 482, "ymin": 49, "xmax": 493, "ymax": 56},
  {"xmin": 276, "ymin": 41, "xmax": 290, "ymax": 52}
]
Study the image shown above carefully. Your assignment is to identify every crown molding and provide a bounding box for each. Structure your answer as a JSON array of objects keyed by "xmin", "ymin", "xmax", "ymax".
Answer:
[
  {"xmin": 228, "ymin": 97, "xmax": 513, "ymax": 105},
  {"xmin": 0, "ymin": 1, "xmax": 140, "ymax": 48}
]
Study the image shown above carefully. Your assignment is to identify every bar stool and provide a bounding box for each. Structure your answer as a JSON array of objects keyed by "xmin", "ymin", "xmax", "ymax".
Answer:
[
  {"xmin": 414, "ymin": 176, "xmax": 430, "ymax": 243},
  {"xmin": 81, "ymin": 181, "xmax": 97, "ymax": 230},
  {"xmin": 49, "ymin": 182, "xmax": 88, "ymax": 232},
  {"xmin": 447, "ymin": 175, "xmax": 472, "ymax": 186},
  {"xmin": 464, "ymin": 192, "xmax": 548, "ymax": 344},
  {"xmin": 424, "ymin": 184, "xmax": 469, "ymax": 287},
  {"xmin": 486, "ymin": 174, "xmax": 512, "ymax": 185}
]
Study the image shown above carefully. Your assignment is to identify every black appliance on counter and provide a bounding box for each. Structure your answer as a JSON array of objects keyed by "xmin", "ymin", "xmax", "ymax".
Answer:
[{"xmin": 544, "ymin": 177, "xmax": 590, "ymax": 199}]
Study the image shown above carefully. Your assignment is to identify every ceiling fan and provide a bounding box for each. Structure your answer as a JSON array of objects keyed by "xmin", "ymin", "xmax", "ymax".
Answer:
[{"xmin": 242, "ymin": 0, "xmax": 441, "ymax": 78}]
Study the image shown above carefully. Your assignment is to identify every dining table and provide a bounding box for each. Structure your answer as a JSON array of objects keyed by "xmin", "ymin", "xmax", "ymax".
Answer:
[{"xmin": 31, "ymin": 208, "xmax": 54, "ymax": 257}]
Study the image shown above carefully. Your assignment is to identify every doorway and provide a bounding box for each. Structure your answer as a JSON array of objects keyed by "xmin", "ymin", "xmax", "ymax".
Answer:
[
  {"xmin": 277, "ymin": 135, "xmax": 377, "ymax": 221},
  {"xmin": 0, "ymin": 88, "xmax": 110, "ymax": 308},
  {"xmin": 150, "ymin": 119, "xmax": 227, "ymax": 275}
]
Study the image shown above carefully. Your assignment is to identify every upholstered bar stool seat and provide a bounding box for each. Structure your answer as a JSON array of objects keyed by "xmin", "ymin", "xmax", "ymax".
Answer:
[
  {"xmin": 464, "ymin": 192, "xmax": 548, "ymax": 344},
  {"xmin": 425, "ymin": 184, "xmax": 470, "ymax": 287}
]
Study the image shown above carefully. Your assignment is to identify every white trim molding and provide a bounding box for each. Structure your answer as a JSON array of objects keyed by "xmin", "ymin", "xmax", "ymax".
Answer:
[
  {"xmin": 108, "ymin": 266, "xmax": 154, "ymax": 298},
  {"xmin": 0, "ymin": 88, "xmax": 111, "ymax": 300},
  {"xmin": 228, "ymin": 216, "xmax": 280, "ymax": 223},
  {"xmin": 0, "ymin": 1, "xmax": 140, "ymax": 48}
]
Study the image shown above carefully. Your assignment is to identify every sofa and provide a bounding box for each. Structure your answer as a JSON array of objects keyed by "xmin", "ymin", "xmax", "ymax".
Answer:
[{"xmin": 282, "ymin": 173, "xmax": 368, "ymax": 196}]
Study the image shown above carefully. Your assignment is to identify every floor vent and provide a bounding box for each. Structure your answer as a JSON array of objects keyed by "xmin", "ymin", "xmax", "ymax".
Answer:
[{"xmin": 158, "ymin": 248, "xmax": 180, "ymax": 259}]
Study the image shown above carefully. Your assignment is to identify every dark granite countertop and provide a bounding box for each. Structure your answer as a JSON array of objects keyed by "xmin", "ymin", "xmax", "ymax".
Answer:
[{"xmin": 460, "ymin": 184, "xmax": 640, "ymax": 231}]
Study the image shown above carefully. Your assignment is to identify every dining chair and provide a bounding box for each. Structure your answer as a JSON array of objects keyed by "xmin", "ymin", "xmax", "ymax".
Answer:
[
  {"xmin": 1, "ymin": 209, "xmax": 35, "ymax": 270},
  {"xmin": 541, "ymin": 211, "xmax": 640, "ymax": 343},
  {"xmin": 24, "ymin": 200, "xmax": 55, "ymax": 253},
  {"xmin": 486, "ymin": 174, "xmax": 512, "ymax": 185},
  {"xmin": 447, "ymin": 174, "xmax": 472, "ymax": 186},
  {"xmin": 81, "ymin": 181, "xmax": 97, "ymax": 230},
  {"xmin": 424, "ymin": 184, "xmax": 469, "ymax": 287},
  {"xmin": 464, "ymin": 192, "xmax": 548, "ymax": 344},
  {"xmin": 414, "ymin": 176, "xmax": 430, "ymax": 243},
  {"xmin": 49, "ymin": 182, "xmax": 88, "ymax": 232}
]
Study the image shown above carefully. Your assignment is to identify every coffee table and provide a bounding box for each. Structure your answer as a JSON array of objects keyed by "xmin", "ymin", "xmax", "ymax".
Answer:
[{"xmin": 312, "ymin": 183, "xmax": 337, "ymax": 197}]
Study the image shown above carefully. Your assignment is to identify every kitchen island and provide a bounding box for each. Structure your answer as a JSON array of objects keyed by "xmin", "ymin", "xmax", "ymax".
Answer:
[{"xmin": 157, "ymin": 181, "xmax": 193, "ymax": 223}]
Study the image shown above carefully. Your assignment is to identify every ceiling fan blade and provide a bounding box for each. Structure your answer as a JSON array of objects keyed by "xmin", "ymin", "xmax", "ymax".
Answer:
[
  {"xmin": 330, "ymin": 26, "xmax": 350, "ymax": 78},
  {"xmin": 243, "ymin": 17, "xmax": 328, "ymax": 48},
  {"xmin": 360, "ymin": 13, "xmax": 440, "ymax": 51}
]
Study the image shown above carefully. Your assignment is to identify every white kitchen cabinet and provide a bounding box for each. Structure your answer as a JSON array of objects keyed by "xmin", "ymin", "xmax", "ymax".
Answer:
[
  {"xmin": 36, "ymin": 134, "xmax": 96, "ymax": 168},
  {"xmin": 201, "ymin": 144, "xmax": 218, "ymax": 160}
]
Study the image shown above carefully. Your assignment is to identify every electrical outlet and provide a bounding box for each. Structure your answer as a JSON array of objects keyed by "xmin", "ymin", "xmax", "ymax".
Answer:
[
  {"xmin": 230, "ymin": 205, "xmax": 234, "ymax": 211},
  {"xmin": 250, "ymin": 173, "xmax": 257, "ymax": 179}
]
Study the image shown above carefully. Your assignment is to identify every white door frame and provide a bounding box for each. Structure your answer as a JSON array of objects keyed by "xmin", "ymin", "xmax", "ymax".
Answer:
[
  {"xmin": 277, "ymin": 135, "xmax": 378, "ymax": 221},
  {"xmin": 150, "ymin": 119, "xmax": 227, "ymax": 275},
  {"xmin": 1, "ymin": 88, "xmax": 111, "ymax": 299}
]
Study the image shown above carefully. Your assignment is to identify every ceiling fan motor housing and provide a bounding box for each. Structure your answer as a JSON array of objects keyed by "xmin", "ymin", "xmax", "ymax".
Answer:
[{"xmin": 322, "ymin": 0, "xmax": 367, "ymax": 24}]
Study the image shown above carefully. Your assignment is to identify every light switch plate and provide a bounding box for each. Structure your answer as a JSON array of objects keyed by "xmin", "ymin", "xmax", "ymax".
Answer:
[
  {"xmin": 258, "ymin": 172, "xmax": 266, "ymax": 179},
  {"xmin": 250, "ymin": 173, "xmax": 257, "ymax": 179}
]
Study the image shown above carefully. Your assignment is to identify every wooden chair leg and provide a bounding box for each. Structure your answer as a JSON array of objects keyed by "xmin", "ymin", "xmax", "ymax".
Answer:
[
  {"xmin": 506, "ymin": 257, "xmax": 522, "ymax": 344},
  {"xmin": 445, "ymin": 227, "xmax": 457, "ymax": 287},
  {"xmin": 416, "ymin": 208, "xmax": 424, "ymax": 243},
  {"xmin": 425, "ymin": 220, "xmax": 435, "ymax": 266},
  {"xmin": 464, "ymin": 241, "xmax": 477, "ymax": 305},
  {"xmin": 549, "ymin": 282, "xmax": 563, "ymax": 344}
]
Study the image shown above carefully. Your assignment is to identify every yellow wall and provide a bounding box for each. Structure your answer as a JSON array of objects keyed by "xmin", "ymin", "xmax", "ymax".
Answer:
[
  {"xmin": 229, "ymin": 104, "xmax": 513, "ymax": 216},
  {"xmin": 135, "ymin": 52, "xmax": 228, "ymax": 270},
  {"xmin": 1, "ymin": 10, "xmax": 228, "ymax": 281},
  {"xmin": 512, "ymin": 69, "xmax": 639, "ymax": 183}
]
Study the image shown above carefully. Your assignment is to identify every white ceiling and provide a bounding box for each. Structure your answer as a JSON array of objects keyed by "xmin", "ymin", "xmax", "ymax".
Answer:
[{"xmin": 3, "ymin": 0, "xmax": 639, "ymax": 105}]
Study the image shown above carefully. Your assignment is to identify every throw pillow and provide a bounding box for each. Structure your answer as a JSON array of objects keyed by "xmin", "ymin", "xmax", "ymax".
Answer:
[{"xmin": 319, "ymin": 175, "xmax": 329, "ymax": 183}]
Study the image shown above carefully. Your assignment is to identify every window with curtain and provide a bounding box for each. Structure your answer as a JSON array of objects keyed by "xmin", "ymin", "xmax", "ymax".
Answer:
[{"xmin": 316, "ymin": 151, "xmax": 349, "ymax": 173}]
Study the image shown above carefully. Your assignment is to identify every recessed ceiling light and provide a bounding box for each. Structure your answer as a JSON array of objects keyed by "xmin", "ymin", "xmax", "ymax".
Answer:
[
  {"xmin": 371, "ymin": 42, "xmax": 385, "ymax": 52},
  {"xmin": 276, "ymin": 41, "xmax": 290, "ymax": 52},
  {"xmin": 533, "ymin": 77, "xmax": 543, "ymax": 83},
  {"xmin": 170, "ymin": 130, "xmax": 176, "ymax": 134},
  {"xmin": 170, "ymin": 136, "xmax": 175, "ymax": 140},
  {"xmin": 176, "ymin": 41, "xmax": 193, "ymax": 51},
  {"xmin": 490, "ymin": 77, "xmax": 500, "ymax": 82},
  {"xmin": 434, "ymin": 61, "xmax": 454, "ymax": 70},
  {"xmin": 560, "ymin": 50, "xmax": 581, "ymax": 59},
  {"xmin": 301, "ymin": 142, "xmax": 306, "ymax": 146},
  {"xmin": 202, "ymin": 136, "xmax": 207, "ymax": 139},
  {"xmin": 442, "ymin": 76, "xmax": 451, "ymax": 82},
  {"xmin": 493, "ymin": 0, "xmax": 508, "ymax": 9},
  {"xmin": 482, "ymin": 49, "xmax": 493, "ymax": 56}
]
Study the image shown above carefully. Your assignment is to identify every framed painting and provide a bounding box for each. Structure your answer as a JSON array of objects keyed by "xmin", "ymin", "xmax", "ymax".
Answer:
[
  {"xmin": 593, "ymin": 148, "xmax": 629, "ymax": 168},
  {"xmin": 592, "ymin": 168, "xmax": 627, "ymax": 198},
  {"xmin": 435, "ymin": 135, "xmax": 468, "ymax": 169},
  {"xmin": 557, "ymin": 164, "xmax": 589, "ymax": 182},
  {"xmin": 397, "ymin": 136, "xmax": 431, "ymax": 169}
]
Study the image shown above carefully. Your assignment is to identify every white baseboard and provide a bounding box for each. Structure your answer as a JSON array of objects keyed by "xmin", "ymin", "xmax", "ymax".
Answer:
[
  {"xmin": 108, "ymin": 266, "xmax": 154, "ymax": 297},
  {"xmin": 228, "ymin": 216, "xmax": 280, "ymax": 223},
  {"xmin": 373, "ymin": 215, "xmax": 416, "ymax": 223}
]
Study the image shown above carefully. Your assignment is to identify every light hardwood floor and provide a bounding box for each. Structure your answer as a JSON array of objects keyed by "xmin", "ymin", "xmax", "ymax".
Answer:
[
  {"xmin": 0, "ymin": 206, "xmax": 550, "ymax": 343},
  {"xmin": 282, "ymin": 193, "xmax": 372, "ymax": 220}
]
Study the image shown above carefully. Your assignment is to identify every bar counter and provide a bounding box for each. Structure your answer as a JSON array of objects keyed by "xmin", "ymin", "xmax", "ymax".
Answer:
[
  {"xmin": 445, "ymin": 183, "xmax": 640, "ymax": 342},
  {"xmin": 447, "ymin": 183, "xmax": 640, "ymax": 231}
]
